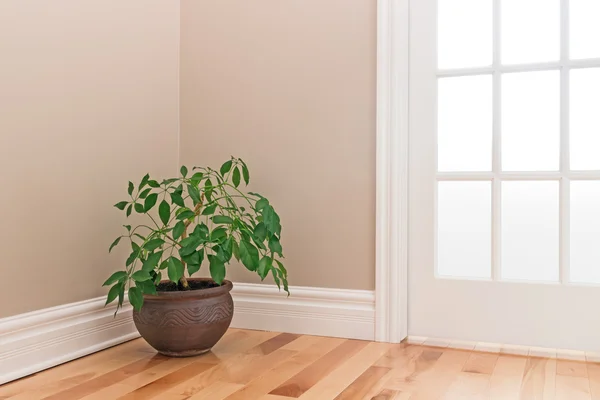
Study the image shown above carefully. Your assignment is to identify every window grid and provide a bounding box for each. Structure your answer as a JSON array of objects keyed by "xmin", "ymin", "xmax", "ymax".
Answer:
[{"xmin": 435, "ymin": 0, "xmax": 600, "ymax": 284}]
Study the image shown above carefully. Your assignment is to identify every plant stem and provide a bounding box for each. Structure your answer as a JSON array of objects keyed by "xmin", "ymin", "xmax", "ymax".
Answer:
[{"xmin": 178, "ymin": 193, "xmax": 205, "ymax": 289}]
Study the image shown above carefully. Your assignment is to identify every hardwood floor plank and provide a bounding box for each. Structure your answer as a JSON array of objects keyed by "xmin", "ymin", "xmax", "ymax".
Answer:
[
  {"xmin": 557, "ymin": 360, "xmax": 589, "ymax": 378},
  {"xmin": 223, "ymin": 337, "xmax": 344, "ymax": 400},
  {"xmin": 249, "ymin": 333, "xmax": 300, "ymax": 356},
  {"xmin": 442, "ymin": 371, "xmax": 491, "ymax": 400},
  {"xmin": 556, "ymin": 375, "xmax": 592, "ymax": 400},
  {"xmin": 462, "ymin": 352, "xmax": 499, "ymax": 374},
  {"xmin": 79, "ymin": 356, "xmax": 200, "ymax": 399},
  {"xmin": 489, "ymin": 355, "xmax": 527, "ymax": 400},
  {"xmin": 6, "ymin": 329, "xmax": 600, "ymax": 400},
  {"xmin": 187, "ymin": 382, "xmax": 245, "ymax": 400},
  {"xmin": 403, "ymin": 348, "xmax": 471, "ymax": 400},
  {"xmin": 0, "ymin": 340, "xmax": 149, "ymax": 399},
  {"xmin": 520, "ymin": 357, "xmax": 557, "ymax": 399},
  {"xmin": 117, "ymin": 361, "xmax": 216, "ymax": 399},
  {"xmin": 297, "ymin": 342, "xmax": 391, "ymax": 400},
  {"xmin": 269, "ymin": 340, "xmax": 369, "ymax": 398},
  {"xmin": 333, "ymin": 366, "xmax": 390, "ymax": 400}
]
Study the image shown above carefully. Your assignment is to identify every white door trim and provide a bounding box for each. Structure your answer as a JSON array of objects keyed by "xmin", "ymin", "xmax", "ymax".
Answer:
[{"xmin": 375, "ymin": 0, "xmax": 410, "ymax": 343}]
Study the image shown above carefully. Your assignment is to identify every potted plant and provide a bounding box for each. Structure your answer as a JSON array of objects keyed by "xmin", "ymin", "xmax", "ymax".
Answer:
[{"xmin": 102, "ymin": 157, "xmax": 289, "ymax": 356}]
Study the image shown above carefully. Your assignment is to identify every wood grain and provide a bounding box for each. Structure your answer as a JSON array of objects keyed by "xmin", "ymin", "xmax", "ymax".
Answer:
[{"xmin": 4, "ymin": 329, "xmax": 600, "ymax": 400}]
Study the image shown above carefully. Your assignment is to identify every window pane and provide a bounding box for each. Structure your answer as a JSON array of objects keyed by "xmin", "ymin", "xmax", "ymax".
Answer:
[
  {"xmin": 438, "ymin": 0, "xmax": 492, "ymax": 69},
  {"xmin": 502, "ymin": 71, "xmax": 560, "ymax": 171},
  {"xmin": 570, "ymin": 0, "xmax": 600, "ymax": 59},
  {"xmin": 438, "ymin": 76, "xmax": 492, "ymax": 172},
  {"xmin": 438, "ymin": 182, "xmax": 492, "ymax": 278},
  {"xmin": 570, "ymin": 68, "xmax": 600, "ymax": 170},
  {"xmin": 571, "ymin": 181, "xmax": 600, "ymax": 283},
  {"xmin": 501, "ymin": 181, "xmax": 559, "ymax": 282},
  {"xmin": 501, "ymin": 0, "xmax": 560, "ymax": 64}
]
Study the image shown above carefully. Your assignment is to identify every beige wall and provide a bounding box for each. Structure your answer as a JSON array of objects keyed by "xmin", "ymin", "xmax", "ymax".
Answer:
[
  {"xmin": 180, "ymin": 1, "xmax": 376, "ymax": 290},
  {"xmin": 0, "ymin": 1, "xmax": 180, "ymax": 317}
]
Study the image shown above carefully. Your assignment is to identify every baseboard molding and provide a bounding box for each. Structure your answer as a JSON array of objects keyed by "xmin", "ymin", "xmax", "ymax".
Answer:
[
  {"xmin": 407, "ymin": 335, "xmax": 600, "ymax": 362},
  {"xmin": 231, "ymin": 283, "xmax": 375, "ymax": 341},
  {"xmin": 0, "ymin": 298, "xmax": 139, "ymax": 385},
  {"xmin": 0, "ymin": 283, "xmax": 375, "ymax": 385}
]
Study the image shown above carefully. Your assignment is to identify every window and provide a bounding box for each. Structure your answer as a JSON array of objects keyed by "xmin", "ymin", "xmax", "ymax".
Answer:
[{"xmin": 436, "ymin": 0, "xmax": 600, "ymax": 283}]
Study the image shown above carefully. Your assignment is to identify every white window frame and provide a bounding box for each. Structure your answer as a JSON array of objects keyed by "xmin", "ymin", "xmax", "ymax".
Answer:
[
  {"xmin": 435, "ymin": 0, "xmax": 600, "ymax": 284},
  {"xmin": 375, "ymin": 0, "xmax": 600, "ymax": 343}
]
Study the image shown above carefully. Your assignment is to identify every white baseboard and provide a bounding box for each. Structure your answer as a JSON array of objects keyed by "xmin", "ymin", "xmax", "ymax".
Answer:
[
  {"xmin": 0, "ymin": 298, "xmax": 139, "ymax": 385},
  {"xmin": 407, "ymin": 335, "xmax": 600, "ymax": 362},
  {"xmin": 231, "ymin": 283, "xmax": 375, "ymax": 341},
  {"xmin": 0, "ymin": 283, "xmax": 375, "ymax": 385}
]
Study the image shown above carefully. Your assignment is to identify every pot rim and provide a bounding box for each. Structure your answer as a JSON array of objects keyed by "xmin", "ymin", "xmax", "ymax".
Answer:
[{"xmin": 142, "ymin": 278, "xmax": 233, "ymax": 301}]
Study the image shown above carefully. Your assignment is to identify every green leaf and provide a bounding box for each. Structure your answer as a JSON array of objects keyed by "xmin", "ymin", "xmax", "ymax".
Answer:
[
  {"xmin": 194, "ymin": 223, "xmax": 210, "ymax": 239},
  {"xmin": 268, "ymin": 235, "xmax": 283, "ymax": 257},
  {"xmin": 134, "ymin": 203, "xmax": 144, "ymax": 213},
  {"xmin": 190, "ymin": 172, "xmax": 204, "ymax": 186},
  {"xmin": 144, "ymin": 238, "xmax": 165, "ymax": 251},
  {"xmin": 118, "ymin": 284, "xmax": 126, "ymax": 306},
  {"xmin": 126, "ymin": 204, "xmax": 133, "ymax": 217},
  {"xmin": 126, "ymin": 249, "xmax": 139, "ymax": 267},
  {"xmin": 205, "ymin": 179, "xmax": 213, "ymax": 200},
  {"xmin": 212, "ymin": 215, "xmax": 234, "ymax": 224},
  {"xmin": 275, "ymin": 259, "xmax": 288, "ymax": 278},
  {"xmin": 232, "ymin": 167, "xmax": 241, "ymax": 187},
  {"xmin": 162, "ymin": 178, "xmax": 178, "ymax": 185},
  {"xmin": 258, "ymin": 256, "xmax": 272, "ymax": 280},
  {"xmin": 180, "ymin": 166, "xmax": 188, "ymax": 177},
  {"xmin": 134, "ymin": 233, "xmax": 146, "ymax": 241},
  {"xmin": 177, "ymin": 210, "xmax": 195, "ymax": 220},
  {"xmin": 128, "ymin": 181, "xmax": 134, "ymax": 196},
  {"xmin": 181, "ymin": 247, "xmax": 201, "ymax": 264},
  {"xmin": 159, "ymin": 200, "xmax": 170, "ymax": 225},
  {"xmin": 136, "ymin": 280, "xmax": 157, "ymax": 295},
  {"xmin": 102, "ymin": 271, "xmax": 127, "ymax": 286},
  {"xmin": 241, "ymin": 161, "xmax": 250, "ymax": 185},
  {"xmin": 109, "ymin": 237, "xmax": 122, "ymax": 253},
  {"xmin": 128, "ymin": 287, "xmax": 143, "ymax": 311},
  {"xmin": 209, "ymin": 255, "xmax": 226, "ymax": 284},
  {"xmin": 139, "ymin": 188, "xmax": 152, "ymax": 199},
  {"xmin": 142, "ymin": 251, "xmax": 163, "ymax": 271},
  {"xmin": 262, "ymin": 205, "xmax": 281, "ymax": 236},
  {"xmin": 114, "ymin": 201, "xmax": 128, "ymax": 210},
  {"xmin": 254, "ymin": 222, "xmax": 267, "ymax": 242},
  {"xmin": 248, "ymin": 191, "xmax": 264, "ymax": 198},
  {"xmin": 139, "ymin": 173, "xmax": 150, "ymax": 190},
  {"xmin": 159, "ymin": 259, "xmax": 169, "ymax": 270},
  {"xmin": 180, "ymin": 238, "xmax": 202, "ymax": 257},
  {"xmin": 231, "ymin": 239, "xmax": 240, "ymax": 261},
  {"xmin": 173, "ymin": 221, "xmax": 185, "ymax": 240},
  {"xmin": 154, "ymin": 271, "xmax": 163, "ymax": 285},
  {"xmin": 255, "ymin": 198, "xmax": 269, "ymax": 211},
  {"xmin": 148, "ymin": 179, "xmax": 160, "ymax": 188},
  {"xmin": 144, "ymin": 193, "xmax": 158, "ymax": 212},
  {"xmin": 106, "ymin": 282, "xmax": 123, "ymax": 305},
  {"xmin": 170, "ymin": 192, "xmax": 185, "ymax": 207},
  {"xmin": 272, "ymin": 268, "xmax": 281, "ymax": 290},
  {"xmin": 167, "ymin": 257, "xmax": 184, "ymax": 282},
  {"xmin": 188, "ymin": 184, "xmax": 201, "ymax": 205},
  {"xmin": 201, "ymin": 203, "xmax": 217, "ymax": 215},
  {"xmin": 132, "ymin": 270, "xmax": 152, "ymax": 282},
  {"xmin": 220, "ymin": 160, "xmax": 233, "ymax": 175},
  {"xmin": 239, "ymin": 240, "xmax": 259, "ymax": 271},
  {"xmin": 210, "ymin": 227, "xmax": 228, "ymax": 242}
]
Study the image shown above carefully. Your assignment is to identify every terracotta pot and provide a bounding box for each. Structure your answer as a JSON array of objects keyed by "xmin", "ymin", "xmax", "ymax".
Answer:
[{"xmin": 132, "ymin": 278, "xmax": 233, "ymax": 357}]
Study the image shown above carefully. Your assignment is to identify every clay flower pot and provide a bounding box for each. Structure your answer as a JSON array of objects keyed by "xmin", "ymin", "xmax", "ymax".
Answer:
[{"xmin": 132, "ymin": 278, "xmax": 233, "ymax": 357}]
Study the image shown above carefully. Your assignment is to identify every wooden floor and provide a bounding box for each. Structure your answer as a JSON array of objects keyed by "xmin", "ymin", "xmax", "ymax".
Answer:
[{"xmin": 1, "ymin": 329, "xmax": 599, "ymax": 399}]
